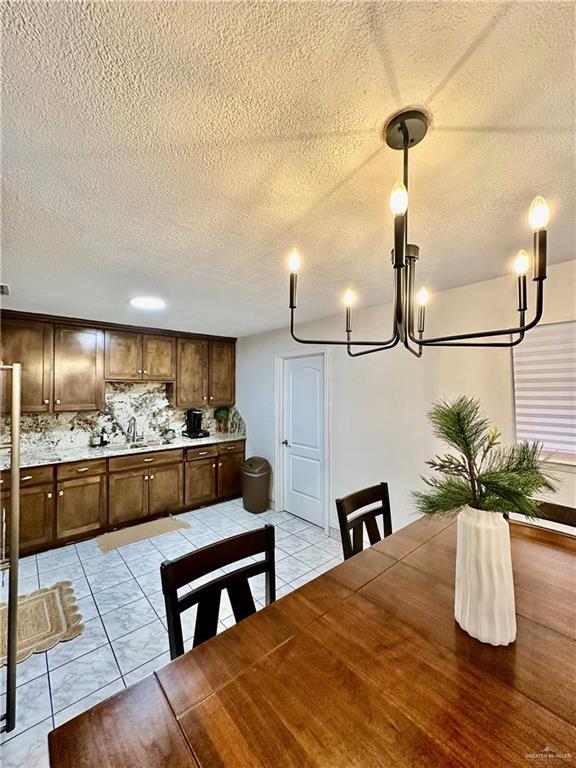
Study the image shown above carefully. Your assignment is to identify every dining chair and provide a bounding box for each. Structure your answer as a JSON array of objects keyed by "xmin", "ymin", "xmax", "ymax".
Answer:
[
  {"xmin": 160, "ymin": 524, "xmax": 276, "ymax": 658},
  {"xmin": 336, "ymin": 482, "xmax": 392, "ymax": 560}
]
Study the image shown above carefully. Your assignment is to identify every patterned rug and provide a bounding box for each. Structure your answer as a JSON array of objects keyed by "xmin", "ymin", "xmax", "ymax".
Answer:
[{"xmin": 0, "ymin": 581, "xmax": 84, "ymax": 665}]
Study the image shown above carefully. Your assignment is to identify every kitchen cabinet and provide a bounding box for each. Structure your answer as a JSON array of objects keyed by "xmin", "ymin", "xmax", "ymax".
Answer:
[
  {"xmin": 104, "ymin": 331, "xmax": 143, "ymax": 381},
  {"xmin": 1, "ymin": 484, "xmax": 55, "ymax": 555},
  {"xmin": 209, "ymin": 341, "xmax": 235, "ymax": 406},
  {"xmin": 105, "ymin": 331, "xmax": 176, "ymax": 382},
  {"xmin": 56, "ymin": 474, "xmax": 107, "ymax": 540},
  {"xmin": 108, "ymin": 468, "xmax": 149, "ymax": 525},
  {"xmin": 143, "ymin": 335, "xmax": 176, "ymax": 381},
  {"xmin": 148, "ymin": 462, "xmax": 184, "ymax": 515},
  {"xmin": 216, "ymin": 453, "xmax": 243, "ymax": 498},
  {"xmin": 185, "ymin": 457, "xmax": 216, "ymax": 506},
  {"xmin": 108, "ymin": 449, "xmax": 185, "ymax": 525},
  {"xmin": 0, "ymin": 318, "xmax": 53, "ymax": 413},
  {"xmin": 54, "ymin": 325, "xmax": 104, "ymax": 411},
  {"xmin": 176, "ymin": 339, "xmax": 208, "ymax": 407}
]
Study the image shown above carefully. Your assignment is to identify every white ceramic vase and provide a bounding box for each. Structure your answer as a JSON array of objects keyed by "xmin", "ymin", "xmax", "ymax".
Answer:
[{"xmin": 454, "ymin": 506, "xmax": 517, "ymax": 646}]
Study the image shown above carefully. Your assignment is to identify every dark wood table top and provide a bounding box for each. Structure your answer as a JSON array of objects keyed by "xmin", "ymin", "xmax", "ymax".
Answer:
[{"xmin": 49, "ymin": 516, "xmax": 576, "ymax": 767}]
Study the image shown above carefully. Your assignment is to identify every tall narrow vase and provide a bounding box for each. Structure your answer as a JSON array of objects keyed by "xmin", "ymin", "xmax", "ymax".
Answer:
[{"xmin": 454, "ymin": 506, "xmax": 516, "ymax": 646}]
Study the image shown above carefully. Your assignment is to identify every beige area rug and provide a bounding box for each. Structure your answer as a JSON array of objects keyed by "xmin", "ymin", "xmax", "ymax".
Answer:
[
  {"xmin": 0, "ymin": 581, "xmax": 84, "ymax": 666},
  {"xmin": 96, "ymin": 515, "xmax": 190, "ymax": 553}
]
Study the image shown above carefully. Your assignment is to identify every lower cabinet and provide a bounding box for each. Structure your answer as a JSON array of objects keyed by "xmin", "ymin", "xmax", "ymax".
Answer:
[
  {"xmin": 217, "ymin": 453, "xmax": 243, "ymax": 498},
  {"xmin": 108, "ymin": 469, "xmax": 149, "ymax": 526},
  {"xmin": 149, "ymin": 463, "xmax": 184, "ymax": 516},
  {"xmin": 109, "ymin": 462, "xmax": 184, "ymax": 525},
  {"xmin": 185, "ymin": 458, "xmax": 216, "ymax": 506},
  {"xmin": 2, "ymin": 484, "xmax": 55, "ymax": 555},
  {"xmin": 56, "ymin": 475, "xmax": 107, "ymax": 540}
]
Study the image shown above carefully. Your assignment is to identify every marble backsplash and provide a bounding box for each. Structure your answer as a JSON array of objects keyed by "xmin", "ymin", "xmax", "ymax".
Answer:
[{"xmin": 1, "ymin": 382, "xmax": 246, "ymax": 453}]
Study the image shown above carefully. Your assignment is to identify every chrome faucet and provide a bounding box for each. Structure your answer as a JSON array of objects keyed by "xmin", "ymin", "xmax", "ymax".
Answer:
[{"xmin": 126, "ymin": 417, "xmax": 140, "ymax": 444}]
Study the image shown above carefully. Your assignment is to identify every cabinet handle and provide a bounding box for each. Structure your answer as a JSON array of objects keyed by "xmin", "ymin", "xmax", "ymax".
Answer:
[
  {"xmin": 227, "ymin": 446, "xmax": 235, "ymax": 451},
  {"xmin": 58, "ymin": 490, "xmax": 64, "ymax": 496},
  {"xmin": 47, "ymin": 492, "xmax": 53, "ymax": 499},
  {"xmin": 150, "ymin": 474, "xmax": 154, "ymax": 480},
  {"xmin": 219, "ymin": 462, "xmax": 222, "ymax": 467},
  {"xmin": 55, "ymin": 399, "xmax": 61, "ymax": 405},
  {"xmin": 198, "ymin": 451, "xmax": 208, "ymax": 455},
  {"xmin": 21, "ymin": 475, "xmax": 33, "ymax": 481},
  {"xmin": 210, "ymin": 396, "xmax": 214, "ymax": 401},
  {"xmin": 43, "ymin": 399, "xmax": 50, "ymax": 405},
  {"xmin": 212, "ymin": 464, "xmax": 216, "ymax": 468},
  {"xmin": 137, "ymin": 369, "xmax": 142, "ymax": 374},
  {"xmin": 143, "ymin": 370, "xmax": 148, "ymax": 374},
  {"xmin": 143, "ymin": 458, "xmax": 154, "ymax": 463},
  {"xmin": 203, "ymin": 396, "xmax": 207, "ymax": 401},
  {"xmin": 144, "ymin": 475, "xmax": 149, "ymax": 481},
  {"xmin": 76, "ymin": 467, "xmax": 90, "ymax": 473}
]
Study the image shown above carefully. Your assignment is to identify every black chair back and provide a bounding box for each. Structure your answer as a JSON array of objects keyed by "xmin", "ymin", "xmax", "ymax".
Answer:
[
  {"xmin": 160, "ymin": 524, "xmax": 275, "ymax": 658},
  {"xmin": 537, "ymin": 502, "xmax": 575, "ymax": 528},
  {"xmin": 336, "ymin": 483, "xmax": 392, "ymax": 560}
]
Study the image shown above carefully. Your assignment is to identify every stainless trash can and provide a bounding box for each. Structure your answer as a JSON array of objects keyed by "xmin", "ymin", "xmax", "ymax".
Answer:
[{"xmin": 242, "ymin": 457, "xmax": 271, "ymax": 513}]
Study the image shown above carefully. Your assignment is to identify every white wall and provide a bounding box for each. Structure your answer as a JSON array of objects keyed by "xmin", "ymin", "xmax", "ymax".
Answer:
[{"xmin": 237, "ymin": 261, "xmax": 576, "ymax": 532}]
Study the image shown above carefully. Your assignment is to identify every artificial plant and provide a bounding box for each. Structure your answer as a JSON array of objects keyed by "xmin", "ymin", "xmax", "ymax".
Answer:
[{"xmin": 413, "ymin": 396, "xmax": 556, "ymax": 518}]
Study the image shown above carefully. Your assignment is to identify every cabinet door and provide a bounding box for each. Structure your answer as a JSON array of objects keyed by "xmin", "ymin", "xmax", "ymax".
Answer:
[
  {"xmin": 143, "ymin": 335, "xmax": 176, "ymax": 381},
  {"xmin": 217, "ymin": 453, "xmax": 243, "ymax": 498},
  {"xmin": 56, "ymin": 475, "xmax": 107, "ymax": 540},
  {"xmin": 176, "ymin": 339, "xmax": 208, "ymax": 407},
  {"xmin": 185, "ymin": 458, "xmax": 216, "ymax": 506},
  {"xmin": 108, "ymin": 469, "xmax": 149, "ymax": 525},
  {"xmin": 1, "ymin": 484, "xmax": 55, "ymax": 555},
  {"xmin": 54, "ymin": 325, "xmax": 104, "ymax": 411},
  {"xmin": 104, "ymin": 331, "xmax": 143, "ymax": 381},
  {"xmin": 149, "ymin": 462, "xmax": 184, "ymax": 516},
  {"xmin": 209, "ymin": 341, "xmax": 235, "ymax": 406},
  {"xmin": 1, "ymin": 319, "xmax": 53, "ymax": 413}
]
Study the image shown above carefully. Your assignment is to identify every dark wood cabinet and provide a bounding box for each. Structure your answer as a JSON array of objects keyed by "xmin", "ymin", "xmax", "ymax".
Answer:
[
  {"xmin": 56, "ymin": 475, "xmax": 107, "ymax": 540},
  {"xmin": 0, "ymin": 318, "xmax": 53, "ymax": 413},
  {"xmin": 149, "ymin": 463, "xmax": 184, "ymax": 515},
  {"xmin": 209, "ymin": 341, "xmax": 235, "ymax": 406},
  {"xmin": 54, "ymin": 325, "xmax": 104, "ymax": 411},
  {"xmin": 108, "ymin": 468, "xmax": 149, "ymax": 526},
  {"xmin": 217, "ymin": 453, "xmax": 243, "ymax": 498},
  {"xmin": 105, "ymin": 331, "xmax": 143, "ymax": 381},
  {"xmin": 185, "ymin": 458, "xmax": 216, "ymax": 506},
  {"xmin": 143, "ymin": 335, "xmax": 176, "ymax": 381},
  {"xmin": 2, "ymin": 484, "xmax": 55, "ymax": 555},
  {"xmin": 176, "ymin": 339, "xmax": 208, "ymax": 407}
]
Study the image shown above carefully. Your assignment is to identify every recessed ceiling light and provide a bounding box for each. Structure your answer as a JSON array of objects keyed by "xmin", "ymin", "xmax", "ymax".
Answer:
[{"xmin": 130, "ymin": 296, "xmax": 166, "ymax": 311}]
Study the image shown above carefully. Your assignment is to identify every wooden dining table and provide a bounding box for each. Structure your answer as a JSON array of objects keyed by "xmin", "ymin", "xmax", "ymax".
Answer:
[{"xmin": 48, "ymin": 516, "xmax": 576, "ymax": 767}]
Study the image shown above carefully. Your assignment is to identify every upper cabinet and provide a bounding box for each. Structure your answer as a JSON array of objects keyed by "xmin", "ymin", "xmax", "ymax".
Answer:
[
  {"xmin": 104, "ymin": 331, "xmax": 143, "ymax": 380},
  {"xmin": 209, "ymin": 341, "xmax": 235, "ymax": 406},
  {"xmin": 177, "ymin": 339, "xmax": 235, "ymax": 407},
  {"xmin": 0, "ymin": 318, "xmax": 53, "ymax": 413},
  {"xmin": 105, "ymin": 331, "xmax": 176, "ymax": 382},
  {"xmin": 176, "ymin": 339, "xmax": 208, "ymax": 407},
  {"xmin": 143, "ymin": 335, "xmax": 176, "ymax": 381},
  {"xmin": 54, "ymin": 325, "xmax": 105, "ymax": 411}
]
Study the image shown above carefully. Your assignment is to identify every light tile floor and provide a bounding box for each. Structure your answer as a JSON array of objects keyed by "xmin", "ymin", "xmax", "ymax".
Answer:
[{"xmin": 0, "ymin": 499, "xmax": 343, "ymax": 768}]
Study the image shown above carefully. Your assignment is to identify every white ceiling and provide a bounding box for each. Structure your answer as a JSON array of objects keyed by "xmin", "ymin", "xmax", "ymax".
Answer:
[{"xmin": 1, "ymin": 1, "xmax": 574, "ymax": 337}]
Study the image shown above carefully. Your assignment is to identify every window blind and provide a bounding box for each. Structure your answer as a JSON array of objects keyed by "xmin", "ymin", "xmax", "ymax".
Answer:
[{"xmin": 512, "ymin": 321, "xmax": 576, "ymax": 458}]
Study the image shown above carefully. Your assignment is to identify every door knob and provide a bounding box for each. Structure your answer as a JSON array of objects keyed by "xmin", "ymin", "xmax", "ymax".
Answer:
[{"xmin": 282, "ymin": 439, "xmax": 289, "ymax": 446}]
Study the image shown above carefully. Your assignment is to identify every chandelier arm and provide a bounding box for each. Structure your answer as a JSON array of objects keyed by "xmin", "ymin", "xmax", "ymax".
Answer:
[
  {"xmin": 290, "ymin": 308, "xmax": 397, "ymax": 347},
  {"xmin": 408, "ymin": 279, "xmax": 543, "ymax": 346},
  {"xmin": 346, "ymin": 332, "xmax": 400, "ymax": 357}
]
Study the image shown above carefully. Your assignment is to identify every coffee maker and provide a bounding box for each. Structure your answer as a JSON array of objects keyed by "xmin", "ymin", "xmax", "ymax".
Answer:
[{"xmin": 183, "ymin": 409, "xmax": 209, "ymax": 439}]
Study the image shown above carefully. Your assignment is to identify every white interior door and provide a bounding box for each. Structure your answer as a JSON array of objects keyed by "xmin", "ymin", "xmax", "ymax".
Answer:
[{"xmin": 282, "ymin": 355, "xmax": 325, "ymax": 526}]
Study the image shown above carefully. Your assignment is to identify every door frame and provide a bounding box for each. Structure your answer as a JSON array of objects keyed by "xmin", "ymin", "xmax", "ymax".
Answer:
[{"xmin": 274, "ymin": 349, "xmax": 331, "ymax": 534}]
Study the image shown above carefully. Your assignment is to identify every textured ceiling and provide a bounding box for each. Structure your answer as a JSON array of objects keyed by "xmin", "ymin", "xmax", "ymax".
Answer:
[{"xmin": 1, "ymin": 1, "xmax": 574, "ymax": 337}]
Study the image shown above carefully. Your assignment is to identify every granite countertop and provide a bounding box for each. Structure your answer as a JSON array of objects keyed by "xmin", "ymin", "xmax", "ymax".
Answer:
[{"xmin": 0, "ymin": 433, "xmax": 246, "ymax": 470}]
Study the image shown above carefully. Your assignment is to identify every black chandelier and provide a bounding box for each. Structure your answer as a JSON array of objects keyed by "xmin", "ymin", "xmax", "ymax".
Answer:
[{"xmin": 286, "ymin": 108, "xmax": 549, "ymax": 357}]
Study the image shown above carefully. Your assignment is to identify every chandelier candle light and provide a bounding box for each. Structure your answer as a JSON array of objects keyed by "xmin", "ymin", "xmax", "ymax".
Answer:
[{"xmin": 286, "ymin": 108, "xmax": 550, "ymax": 356}]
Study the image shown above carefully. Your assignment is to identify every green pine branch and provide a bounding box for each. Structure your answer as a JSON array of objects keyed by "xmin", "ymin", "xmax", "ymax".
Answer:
[{"xmin": 413, "ymin": 396, "xmax": 558, "ymax": 519}]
